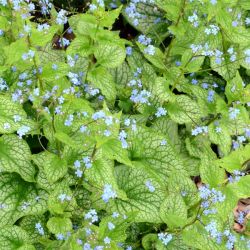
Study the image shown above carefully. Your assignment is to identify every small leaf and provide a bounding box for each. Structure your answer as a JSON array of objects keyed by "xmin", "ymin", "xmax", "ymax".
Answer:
[
  {"xmin": 100, "ymin": 6, "xmax": 123, "ymax": 28},
  {"xmin": 47, "ymin": 217, "xmax": 72, "ymax": 234},
  {"xmin": 216, "ymin": 144, "xmax": 250, "ymax": 172}
]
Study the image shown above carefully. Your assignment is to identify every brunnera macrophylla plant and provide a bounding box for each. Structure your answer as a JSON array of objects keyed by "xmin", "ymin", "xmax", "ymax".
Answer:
[{"xmin": 0, "ymin": 0, "xmax": 249, "ymax": 249}]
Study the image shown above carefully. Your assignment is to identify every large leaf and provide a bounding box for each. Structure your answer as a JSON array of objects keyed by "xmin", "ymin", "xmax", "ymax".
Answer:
[
  {"xmin": 32, "ymin": 152, "xmax": 68, "ymax": 184},
  {"xmin": 0, "ymin": 226, "xmax": 33, "ymax": 250},
  {"xmin": 100, "ymin": 138, "xmax": 133, "ymax": 166},
  {"xmin": 0, "ymin": 95, "xmax": 36, "ymax": 134},
  {"xmin": 182, "ymin": 223, "xmax": 221, "ymax": 250},
  {"xmin": 85, "ymin": 156, "xmax": 127, "ymax": 201},
  {"xmin": 87, "ymin": 66, "xmax": 116, "ymax": 101},
  {"xmin": 0, "ymin": 135, "xmax": 36, "ymax": 182},
  {"xmin": 216, "ymin": 144, "xmax": 250, "ymax": 172},
  {"xmin": 47, "ymin": 217, "xmax": 72, "ymax": 234},
  {"xmin": 123, "ymin": 1, "xmax": 169, "ymax": 43},
  {"xmin": 0, "ymin": 173, "xmax": 47, "ymax": 227},
  {"xmin": 111, "ymin": 165, "xmax": 165, "ymax": 223},
  {"xmin": 167, "ymin": 95, "xmax": 205, "ymax": 124},
  {"xmin": 128, "ymin": 126, "xmax": 187, "ymax": 183}
]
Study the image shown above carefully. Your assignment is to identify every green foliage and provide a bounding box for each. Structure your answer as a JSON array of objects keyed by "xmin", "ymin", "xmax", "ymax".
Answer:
[{"xmin": 0, "ymin": 0, "xmax": 249, "ymax": 249}]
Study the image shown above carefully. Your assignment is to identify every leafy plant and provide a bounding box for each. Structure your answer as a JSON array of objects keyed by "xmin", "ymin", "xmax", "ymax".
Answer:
[{"xmin": 0, "ymin": 0, "xmax": 249, "ymax": 249}]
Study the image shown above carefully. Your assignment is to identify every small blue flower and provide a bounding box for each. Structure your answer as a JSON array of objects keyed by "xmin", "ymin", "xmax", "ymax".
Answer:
[
  {"xmin": 35, "ymin": 222, "xmax": 45, "ymax": 236},
  {"xmin": 83, "ymin": 156, "xmax": 92, "ymax": 169},
  {"xmin": 56, "ymin": 9, "xmax": 67, "ymax": 25},
  {"xmin": 229, "ymin": 107, "xmax": 240, "ymax": 120},
  {"xmin": 112, "ymin": 212, "xmax": 119, "ymax": 218},
  {"xmin": 104, "ymin": 236, "xmax": 111, "ymax": 244},
  {"xmin": 102, "ymin": 184, "xmax": 117, "ymax": 203},
  {"xmin": 155, "ymin": 107, "xmax": 167, "ymax": 117},
  {"xmin": 126, "ymin": 46, "xmax": 133, "ymax": 56},
  {"xmin": 17, "ymin": 125, "xmax": 31, "ymax": 138},
  {"xmin": 207, "ymin": 90, "xmax": 215, "ymax": 102},
  {"xmin": 75, "ymin": 169, "xmax": 83, "ymax": 178},
  {"xmin": 158, "ymin": 232, "xmax": 173, "ymax": 246},
  {"xmin": 205, "ymin": 221, "xmax": 219, "ymax": 238},
  {"xmin": 56, "ymin": 233, "xmax": 65, "ymax": 240},
  {"xmin": 237, "ymin": 211, "xmax": 245, "ymax": 225},
  {"xmin": 84, "ymin": 209, "xmax": 98, "ymax": 223},
  {"xmin": 144, "ymin": 45, "xmax": 155, "ymax": 55},
  {"xmin": 145, "ymin": 180, "xmax": 155, "ymax": 192},
  {"xmin": 108, "ymin": 222, "xmax": 115, "ymax": 230}
]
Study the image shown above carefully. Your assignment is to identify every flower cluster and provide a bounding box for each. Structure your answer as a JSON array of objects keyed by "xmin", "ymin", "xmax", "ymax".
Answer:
[
  {"xmin": 158, "ymin": 232, "xmax": 173, "ymax": 246},
  {"xmin": 84, "ymin": 209, "xmax": 98, "ymax": 224},
  {"xmin": 205, "ymin": 222, "xmax": 237, "ymax": 249},
  {"xmin": 191, "ymin": 126, "xmax": 208, "ymax": 136},
  {"xmin": 101, "ymin": 184, "xmax": 117, "ymax": 203},
  {"xmin": 35, "ymin": 223, "xmax": 45, "ymax": 236},
  {"xmin": 228, "ymin": 170, "xmax": 245, "ymax": 183},
  {"xmin": 137, "ymin": 34, "xmax": 156, "ymax": 55},
  {"xmin": 199, "ymin": 185, "xmax": 225, "ymax": 215},
  {"xmin": 125, "ymin": 0, "xmax": 156, "ymax": 26}
]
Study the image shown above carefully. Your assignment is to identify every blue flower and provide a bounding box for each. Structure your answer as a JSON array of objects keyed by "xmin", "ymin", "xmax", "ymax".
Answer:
[
  {"xmin": 155, "ymin": 107, "xmax": 167, "ymax": 117},
  {"xmin": 56, "ymin": 233, "xmax": 65, "ymax": 240},
  {"xmin": 126, "ymin": 46, "xmax": 133, "ymax": 55},
  {"xmin": 229, "ymin": 107, "xmax": 240, "ymax": 120},
  {"xmin": 237, "ymin": 211, "xmax": 245, "ymax": 225},
  {"xmin": 75, "ymin": 169, "xmax": 83, "ymax": 178},
  {"xmin": 144, "ymin": 45, "xmax": 155, "ymax": 55},
  {"xmin": 83, "ymin": 243, "xmax": 92, "ymax": 250},
  {"xmin": 56, "ymin": 9, "xmax": 67, "ymax": 25},
  {"xmin": 0, "ymin": 0, "xmax": 7, "ymax": 6},
  {"xmin": 92, "ymin": 110, "xmax": 106, "ymax": 120},
  {"xmin": 191, "ymin": 126, "xmax": 208, "ymax": 136},
  {"xmin": 35, "ymin": 222, "xmax": 45, "ymax": 236},
  {"xmin": 58, "ymin": 193, "xmax": 71, "ymax": 202},
  {"xmin": 207, "ymin": 90, "xmax": 215, "ymax": 102},
  {"xmin": 130, "ymin": 89, "xmax": 151, "ymax": 104},
  {"xmin": 145, "ymin": 180, "xmax": 155, "ymax": 192},
  {"xmin": 104, "ymin": 236, "xmax": 111, "ymax": 244},
  {"xmin": 138, "ymin": 35, "xmax": 152, "ymax": 46},
  {"xmin": 205, "ymin": 221, "xmax": 219, "ymax": 238},
  {"xmin": 158, "ymin": 232, "xmax": 173, "ymax": 246},
  {"xmin": 112, "ymin": 212, "xmax": 119, "ymax": 218},
  {"xmin": 83, "ymin": 156, "xmax": 92, "ymax": 169},
  {"xmin": 84, "ymin": 209, "xmax": 98, "ymax": 223},
  {"xmin": 102, "ymin": 184, "xmax": 117, "ymax": 203},
  {"xmin": 17, "ymin": 125, "xmax": 31, "ymax": 138},
  {"xmin": 108, "ymin": 222, "xmax": 115, "ymax": 230},
  {"xmin": 64, "ymin": 114, "xmax": 74, "ymax": 126}
]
